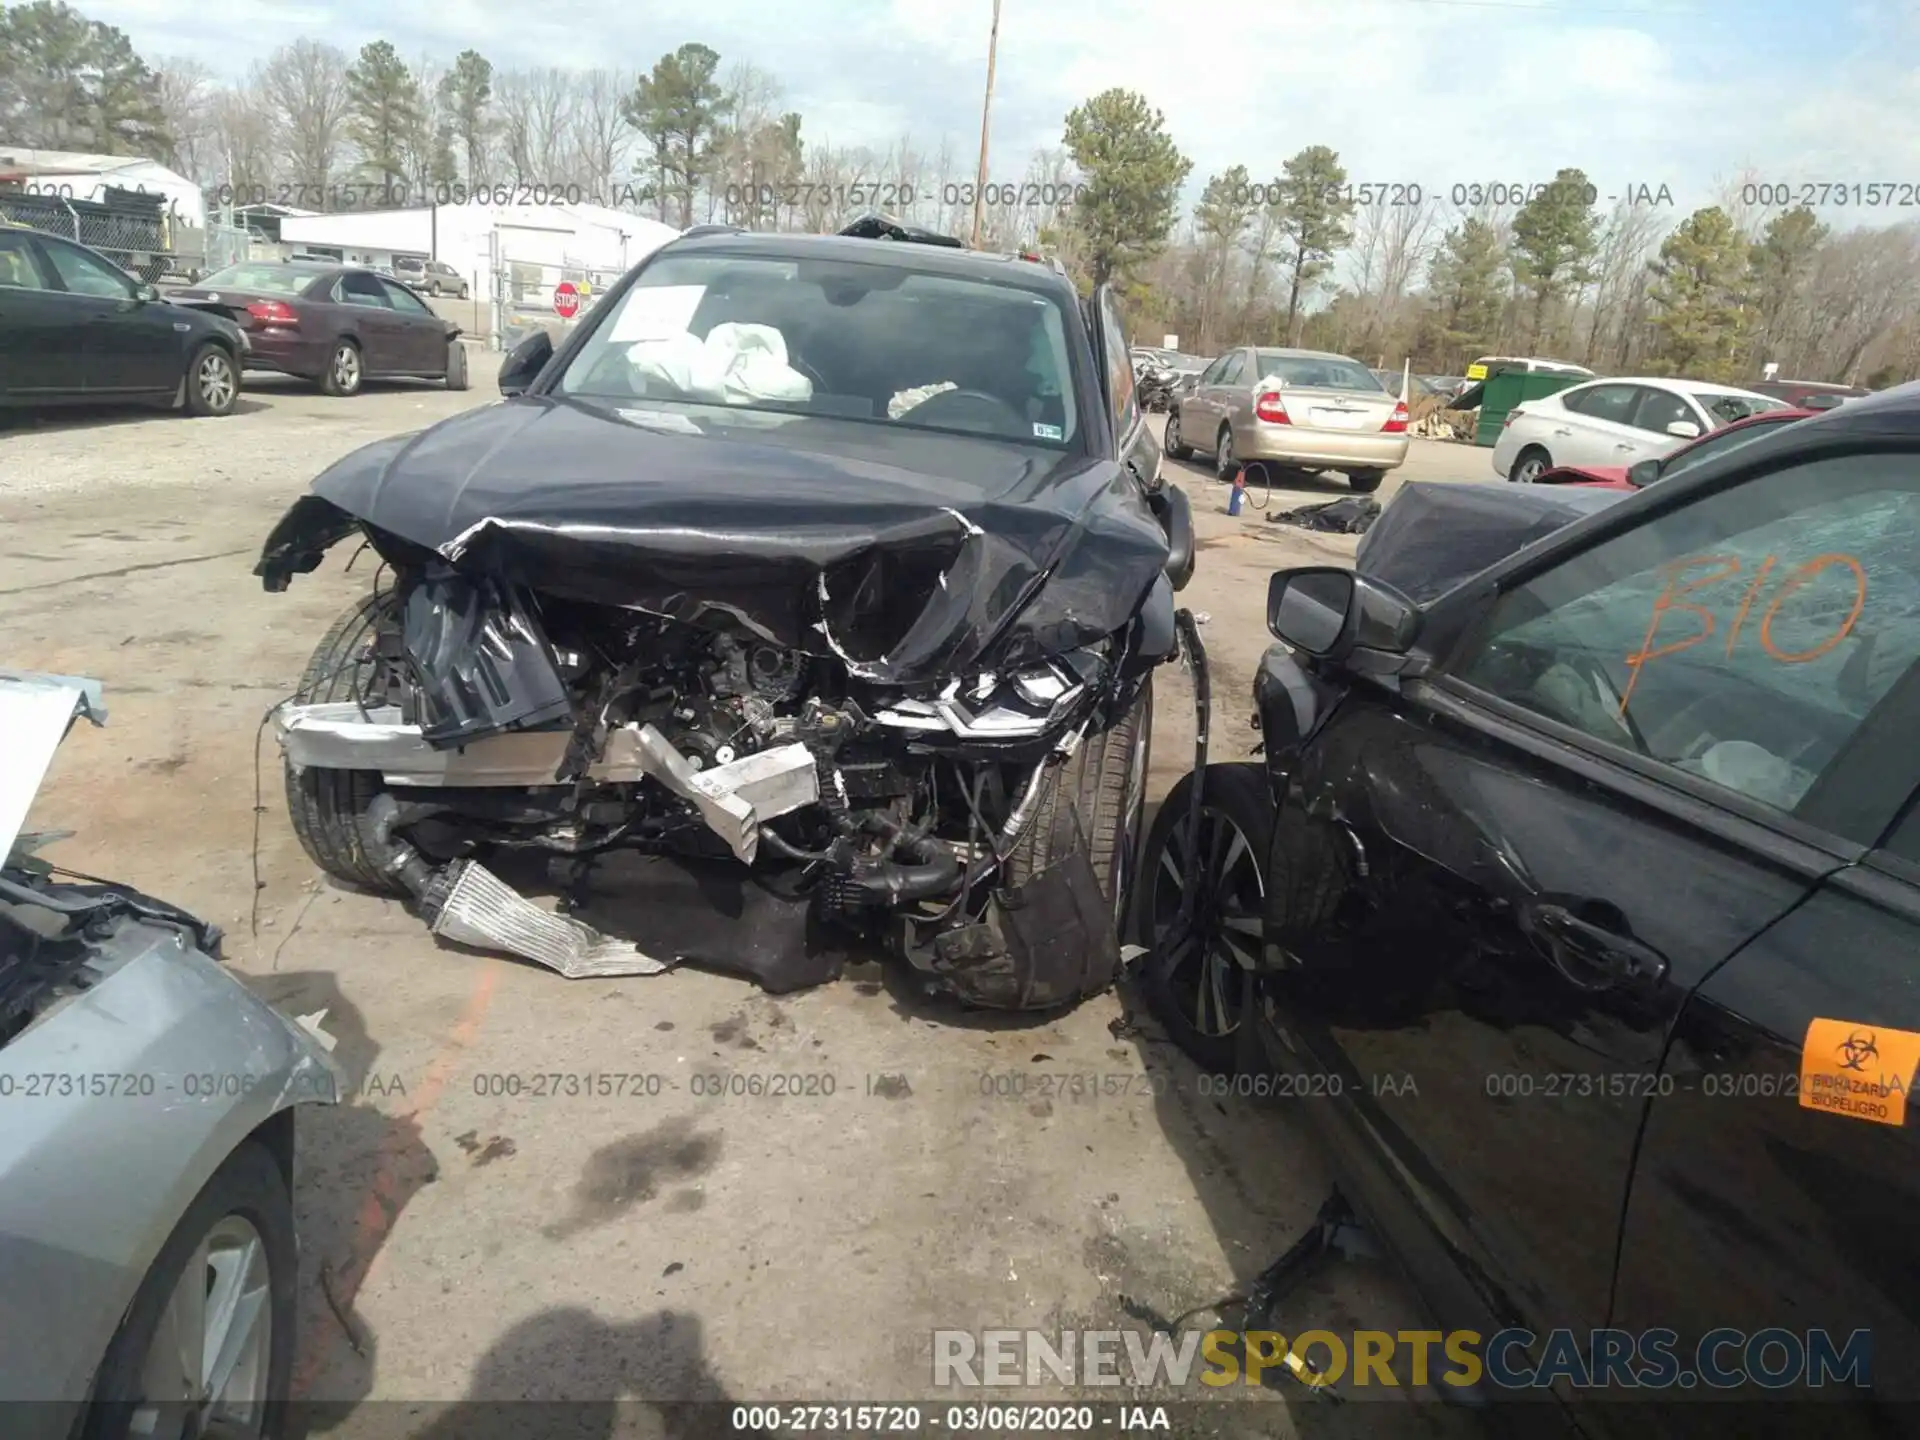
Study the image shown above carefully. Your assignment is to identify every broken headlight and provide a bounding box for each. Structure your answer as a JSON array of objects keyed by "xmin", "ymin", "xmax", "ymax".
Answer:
[{"xmin": 874, "ymin": 658, "xmax": 1089, "ymax": 739}]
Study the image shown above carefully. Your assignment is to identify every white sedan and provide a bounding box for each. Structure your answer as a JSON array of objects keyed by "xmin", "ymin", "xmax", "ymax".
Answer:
[{"xmin": 1491, "ymin": 376, "xmax": 1787, "ymax": 483}]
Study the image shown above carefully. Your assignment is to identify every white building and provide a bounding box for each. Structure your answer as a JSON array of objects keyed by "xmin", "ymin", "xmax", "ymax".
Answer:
[
  {"xmin": 277, "ymin": 202, "xmax": 681, "ymax": 297},
  {"xmin": 0, "ymin": 147, "xmax": 205, "ymax": 226}
]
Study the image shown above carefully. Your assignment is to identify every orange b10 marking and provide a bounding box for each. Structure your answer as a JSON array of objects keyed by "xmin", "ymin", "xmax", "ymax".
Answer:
[{"xmin": 1617, "ymin": 552, "xmax": 1867, "ymax": 715}]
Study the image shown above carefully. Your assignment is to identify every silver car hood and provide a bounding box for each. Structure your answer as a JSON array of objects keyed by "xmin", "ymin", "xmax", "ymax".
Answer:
[{"xmin": 0, "ymin": 670, "xmax": 105, "ymax": 864}]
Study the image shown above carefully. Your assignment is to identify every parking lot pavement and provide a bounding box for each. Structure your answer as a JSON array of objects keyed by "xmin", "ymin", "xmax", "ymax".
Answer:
[{"xmin": 2, "ymin": 382, "xmax": 1490, "ymax": 1435}]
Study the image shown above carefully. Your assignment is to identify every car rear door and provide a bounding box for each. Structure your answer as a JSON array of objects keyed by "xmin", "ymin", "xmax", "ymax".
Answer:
[
  {"xmin": 377, "ymin": 278, "xmax": 449, "ymax": 374},
  {"xmin": 0, "ymin": 230, "xmax": 80, "ymax": 397},
  {"xmin": 1552, "ymin": 382, "xmax": 1645, "ymax": 467},
  {"xmin": 37, "ymin": 234, "xmax": 182, "ymax": 395},
  {"xmin": 333, "ymin": 270, "xmax": 404, "ymax": 373},
  {"xmin": 1198, "ymin": 349, "xmax": 1246, "ymax": 451},
  {"xmin": 1174, "ymin": 354, "xmax": 1225, "ymax": 445},
  {"xmin": 1264, "ymin": 438, "xmax": 1920, "ymax": 1383}
]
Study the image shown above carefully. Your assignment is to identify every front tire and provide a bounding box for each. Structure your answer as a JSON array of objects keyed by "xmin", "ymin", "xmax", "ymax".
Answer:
[
  {"xmin": 184, "ymin": 342, "xmax": 238, "ymax": 417},
  {"xmin": 320, "ymin": 339, "xmax": 363, "ymax": 397},
  {"xmin": 444, "ymin": 339, "xmax": 469, "ymax": 391},
  {"xmin": 1134, "ymin": 763, "xmax": 1274, "ymax": 1071},
  {"xmin": 79, "ymin": 1141, "xmax": 295, "ymax": 1440},
  {"xmin": 989, "ymin": 673, "xmax": 1153, "ymax": 1006},
  {"xmin": 1164, "ymin": 409, "xmax": 1193, "ymax": 460},
  {"xmin": 285, "ymin": 592, "xmax": 407, "ymax": 894},
  {"xmin": 1509, "ymin": 446, "xmax": 1550, "ymax": 483}
]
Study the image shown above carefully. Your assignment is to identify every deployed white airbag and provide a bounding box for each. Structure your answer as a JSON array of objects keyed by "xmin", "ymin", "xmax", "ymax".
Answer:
[{"xmin": 626, "ymin": 322, "xmax": 813, "ymax": 405}]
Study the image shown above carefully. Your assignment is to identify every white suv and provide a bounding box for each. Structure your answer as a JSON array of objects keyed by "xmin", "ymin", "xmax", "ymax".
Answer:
[{"xmin": 1492, "ymin": 376, "xmax": 1786, "ymax": 482}]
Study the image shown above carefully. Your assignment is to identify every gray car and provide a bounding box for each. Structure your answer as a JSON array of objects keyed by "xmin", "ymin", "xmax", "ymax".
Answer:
[
  {"xmin": 0, "ymin": 670, "xmax": 341, "ymax": 1440},
  {"xmin": 1165, "ymin": 345, "xmax": 1410, "ymax": 493}
]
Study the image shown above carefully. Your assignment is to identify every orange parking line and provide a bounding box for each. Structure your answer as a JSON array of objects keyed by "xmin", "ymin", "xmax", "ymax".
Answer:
[{"xmin": 294, "ymin": 959, "xmax": 499, "ymax": 1396}]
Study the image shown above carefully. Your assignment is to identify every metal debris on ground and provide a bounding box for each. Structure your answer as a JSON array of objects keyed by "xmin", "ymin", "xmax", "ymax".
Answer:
[
  {"xmin": 427, "ymin": 860, "xmax": 676, "ymax": 978},
  {"xmin": 1267, "ymin": 496, "xmax": 1382, "ymax": 535}
]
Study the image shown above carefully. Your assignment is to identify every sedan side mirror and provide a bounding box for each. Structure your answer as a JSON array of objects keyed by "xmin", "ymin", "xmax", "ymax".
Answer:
[
  {"xmin": 1627, "ymin": 458, "xmax": 1662, "ymax": 487},
  {"xmin": 498, "ymin": 329, "xmax": 553, "ymax": 397},
  {"xmin": 135, "ymin": 282, "xmax": 160, "ymax": 302},
  {"xmin": 1665, "ymin": 420, "xmax": 1701, "ymax": 438},
  {"xmin": 1267, "ymin": 566, "xmax": 1419, "ymax": 659}
]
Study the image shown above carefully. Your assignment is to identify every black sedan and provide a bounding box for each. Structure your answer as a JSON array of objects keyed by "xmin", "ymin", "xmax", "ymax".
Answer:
[
  {"xmin": 0, "ymin": 226, "xmax": 243, "ymax": 416},
  {"xmin": 1138, "ymin": 386, "xmax": 1920, "ymax": 1433},
  {"xmin": 169, "ymin": 262, "xmax": 468, "ymax": 397}
]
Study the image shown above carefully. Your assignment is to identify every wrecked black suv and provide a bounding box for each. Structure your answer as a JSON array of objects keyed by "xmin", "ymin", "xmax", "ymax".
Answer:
[{"xmin": 255, "ymin": 220, "xmax": 1197, "ymax": 1010}]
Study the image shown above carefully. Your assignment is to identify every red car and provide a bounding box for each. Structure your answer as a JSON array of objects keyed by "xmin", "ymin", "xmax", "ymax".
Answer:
[
  {"xmin": 1534, "ymin": 406, "xmax": 1818, "ymax": 490},
  {"xmin": 169, "ymin": 260, "xmax": 469, "ymax": 397}
]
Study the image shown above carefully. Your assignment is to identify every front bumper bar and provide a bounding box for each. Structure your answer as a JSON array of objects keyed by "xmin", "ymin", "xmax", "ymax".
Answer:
[{"xmin": 274, "ymin": 703, "xmax": 817, "ymax": 863}]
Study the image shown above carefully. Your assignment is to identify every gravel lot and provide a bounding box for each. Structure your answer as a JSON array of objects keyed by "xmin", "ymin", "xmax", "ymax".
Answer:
[{"xmin": 2, "ymin": 368, "xmax": 1493, "ymax": 1438}]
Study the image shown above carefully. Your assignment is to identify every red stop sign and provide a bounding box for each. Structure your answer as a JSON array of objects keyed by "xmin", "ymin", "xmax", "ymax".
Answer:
[{"xmin": 553, "ymin": 282, "xmax": 580, "ymax": 318}]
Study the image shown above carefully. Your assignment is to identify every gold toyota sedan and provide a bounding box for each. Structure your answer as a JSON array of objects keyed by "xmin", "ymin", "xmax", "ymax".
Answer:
[{"xmin": 1164, "ymin": 346, "xmax": 1410, "ymax": 492}]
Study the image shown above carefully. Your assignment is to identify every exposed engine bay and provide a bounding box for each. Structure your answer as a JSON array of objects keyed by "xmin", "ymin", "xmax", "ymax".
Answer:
[{"xmin": 270, "ymin": 558, "xmax": 1192, "ymax": 1008}]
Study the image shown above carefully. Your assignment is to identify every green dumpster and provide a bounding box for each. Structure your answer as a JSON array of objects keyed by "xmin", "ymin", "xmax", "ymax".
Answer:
[{"xmin": 1474, "ymin": 370, "xmax": 1586, "ymax": 446}]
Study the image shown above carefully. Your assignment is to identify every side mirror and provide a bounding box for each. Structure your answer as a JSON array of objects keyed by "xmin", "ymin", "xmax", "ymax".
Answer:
[
  {"xmin": 1627, "ymin": 458, "xmax": 1662, "ymax": 488},
  {"xmin": 1665, "ymin": 420, "xmax": 1701, "ymax": 438},
  {"xmin": 135, "ymin": 282, "xmax": 160, "ymax": 302},
  {"xmin": 498, "ymin": 329, "xmax": 553, "ymax": 397},
  {"xmin": 1267, "ymin": 566, "xmax": 1419, "ymax": 659}
]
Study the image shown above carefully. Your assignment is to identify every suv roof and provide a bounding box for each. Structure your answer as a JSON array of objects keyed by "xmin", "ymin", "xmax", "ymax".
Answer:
[{"xmin": 659, "ymin": 227, "xmax": 1082, "ymax": 302}]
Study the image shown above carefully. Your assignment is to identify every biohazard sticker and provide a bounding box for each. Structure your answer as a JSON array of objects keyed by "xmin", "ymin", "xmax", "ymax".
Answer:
[{"xmin": 1799, "ymin": 1018, "xmax": 1920, "ymax": 1126}]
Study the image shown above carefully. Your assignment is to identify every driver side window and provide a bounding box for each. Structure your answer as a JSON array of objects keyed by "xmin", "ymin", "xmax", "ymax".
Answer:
[
  {"xmin": 41, "ymin": 237, "xmax": 133, "ymax": 298},
  {"xmin": 1447, "ymin": 450, "xmax": 1920, "ymax": 820}
]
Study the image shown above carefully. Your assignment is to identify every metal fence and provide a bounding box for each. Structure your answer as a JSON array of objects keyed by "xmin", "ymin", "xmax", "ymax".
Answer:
[
  {"xmin": 486, "ymin": 231, "xmax": 625, "ymax": 351},
  {"xmin": 0, "ymin": 188, "xmax": 256, "ymax": 283}
]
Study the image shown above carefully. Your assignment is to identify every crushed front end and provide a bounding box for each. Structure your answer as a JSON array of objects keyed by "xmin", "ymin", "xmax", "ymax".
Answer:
[{"xmin": 259, "ymin": 476, "xmax": 1181, "ymax": 1010}]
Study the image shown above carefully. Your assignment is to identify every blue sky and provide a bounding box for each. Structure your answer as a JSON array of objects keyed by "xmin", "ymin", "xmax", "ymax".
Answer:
[{"xmin": 88, "ymin": 0, "xmax": 1920, "ymax": 226}]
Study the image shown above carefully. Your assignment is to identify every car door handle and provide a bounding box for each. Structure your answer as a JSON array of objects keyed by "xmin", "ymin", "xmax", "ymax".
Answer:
[
  {"xmin": 1613, "ymin": 442, "xmax": 1635, "ymax": 451},
  {"xmin": 1520, "ymin": 901, "xmax": 1669, "ymax": 990},
  {"xmin": 1551, "ymin": 426, "xmax": 1573, "ymax": 436}
]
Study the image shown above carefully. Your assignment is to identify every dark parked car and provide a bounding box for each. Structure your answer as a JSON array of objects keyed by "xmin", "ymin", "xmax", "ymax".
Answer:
[
  {"xmin": 0, "ymin": 225, "xmax": 244, "ymax": 416},
  {"xmin": 1137, "ymin": 385, "xmax": 1920, "ymax": 1432},
  {"xmin": 252, "ymin": 221, "xmax": 1195, "ymax": 1011},
  {"xmin": 169, "ymin": 262, "xmax": 468, "ymax": 397}
]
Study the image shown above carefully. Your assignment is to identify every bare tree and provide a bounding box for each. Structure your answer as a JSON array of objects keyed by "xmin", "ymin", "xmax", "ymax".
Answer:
[
  {"xmin": 1711, "ymin": 166, "xmax": 1767, "ymax": 242},
  {"xmin": 493, "ymin": 67, "xmax": 574, "ymax": 185},
  {"xmin": 1582, "ymin": 199, "xmax": 1669, "ymax": 366},
  {"xmin": 1345, "ymin": 194, "xmax": 1440, "ymax": 359},
  {"xmin": 209, "ymin": 82, "xmax": 276, "ymax": 197},
  {"xmin": 154, "ymin": 57, "xmax": 218, "ymax": 182},
  {"xmin": 256, "ymin": 40, "xmax": 352, "ymax": 194},
  {"xmin": 569, "ymin": 68, "xmax": 634, "ymax": 203},
  {"xmin": 1798, "ymin": 223, "xmax": 1920, "ymax": 380}
]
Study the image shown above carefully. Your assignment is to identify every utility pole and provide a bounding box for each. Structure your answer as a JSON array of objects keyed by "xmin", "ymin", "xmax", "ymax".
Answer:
[{"xmin": 969, "ymin": 0, "xmax": 1002, "ymax": 249}]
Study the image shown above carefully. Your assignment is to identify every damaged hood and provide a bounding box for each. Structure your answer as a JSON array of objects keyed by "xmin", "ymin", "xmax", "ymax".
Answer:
[
  {"xmin": 260, "ymin": 396, "xmax": 1171, "ymax": 684},
  {"xmin": 0, "ymin": 671, "xmax": 105, "ymax": 863}
]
